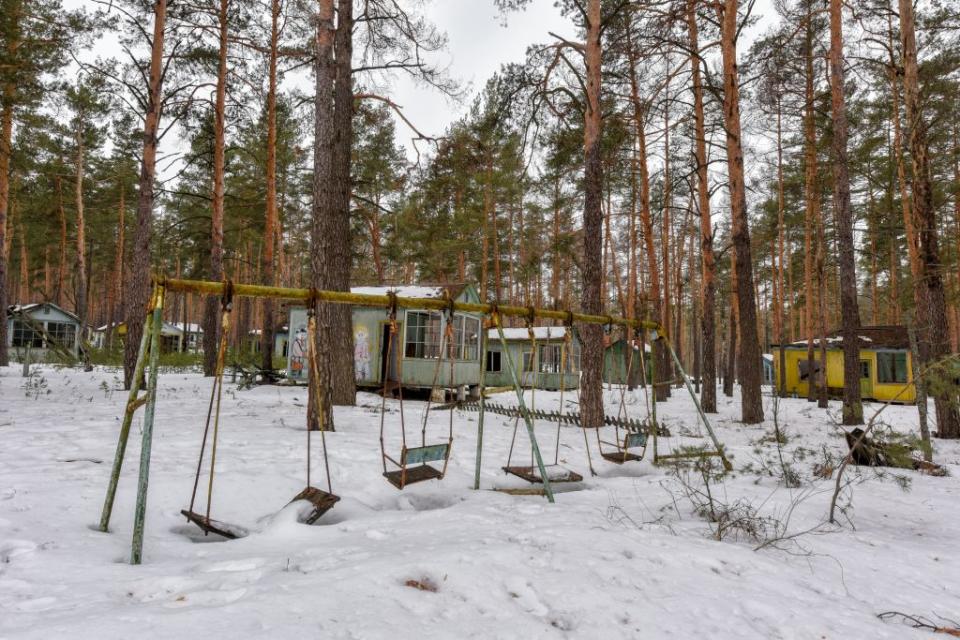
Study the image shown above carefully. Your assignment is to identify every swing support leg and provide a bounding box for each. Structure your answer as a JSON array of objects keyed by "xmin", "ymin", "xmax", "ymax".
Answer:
[
  {"xmin": 131, "ymin": 285, "xmax": 166, "ymax": 564},
  {"xmin": 99, "ymin": 315, "xmax": 153, "ymax": 533},
  {"xmin": 474, "ymin": 331, "xmax": 488, "ymax": 491},
  {"xmin": 663, "ymin": 337, "xmax": 732, "ymax": 472},
  {"xmin": 495, "ymin": 322, "xmax": 555, "ymax": 503}
]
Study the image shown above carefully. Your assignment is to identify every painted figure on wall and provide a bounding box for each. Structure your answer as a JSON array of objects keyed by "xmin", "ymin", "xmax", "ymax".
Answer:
[
  {"xmin": 290, "ymin": 324, "xmax": 308, "ymax": 380},
  {"xmin": 354, "ymin": 326, "xmax": 370, "ymax": 381}
]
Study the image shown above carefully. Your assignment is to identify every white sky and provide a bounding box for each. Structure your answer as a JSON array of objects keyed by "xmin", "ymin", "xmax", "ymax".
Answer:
[{"xmin": 64, "ymin": 0, "xmax": 778, "ymax": 165}]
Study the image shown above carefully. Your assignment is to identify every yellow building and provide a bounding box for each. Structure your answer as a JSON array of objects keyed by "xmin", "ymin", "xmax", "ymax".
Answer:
[{"xmin": 772, "ymin": 326, "xmax": 915, "ymax": 403}]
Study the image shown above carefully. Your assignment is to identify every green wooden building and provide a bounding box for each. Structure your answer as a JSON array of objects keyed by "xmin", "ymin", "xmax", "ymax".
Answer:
[
  {"xmin": 286, "ymin": 284, "xmax": 483, "ymax": 392},
  {"xmin": 603, "ymin": 338, "xmax": 651, "ymax": 384},
  {"xmin": 485, "ymin": 326, "xmax": 582, "ymax": 390}
]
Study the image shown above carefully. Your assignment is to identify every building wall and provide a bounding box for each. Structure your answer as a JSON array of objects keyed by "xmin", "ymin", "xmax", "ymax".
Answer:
[
  {"xmin": 485, "ymin": 338, "xmax": 581, "ymax": 390},
  {"xmin": 6, "ymin": 304, "xmax": 81, "ymax": 355},
  {"xmin": 287, "ymin": 301, "xmax": 484, "ymax": 389},
  {"xmin": 772, "ymin": 347, "xmax": 915, "ymax": 403}
]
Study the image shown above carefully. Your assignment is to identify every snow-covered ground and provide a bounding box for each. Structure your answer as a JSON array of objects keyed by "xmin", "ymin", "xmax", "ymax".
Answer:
[{"xmin": 1, "ymin": 364, "xmax": 958, "ymax": 639}]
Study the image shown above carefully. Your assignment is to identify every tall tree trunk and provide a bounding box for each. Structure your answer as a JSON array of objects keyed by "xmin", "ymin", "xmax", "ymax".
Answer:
[
  {"xmin": 202, "ymin": 0, "xmax": 229, "ymax": 377},
  {"xmin": 898, "ymin": 0, "xmax": 960, "ymax": 438},
  {"xmin": 718, "ymin": 0, "xmax": 763, "ymax": 423},
  {"xmin": 688, "ymin": 0, "xmax": 716, "ymax": 412},
  {"xmin": 628, "ymin": 38, "xmax": 667, "ymax": 402},
  {"xmin": 579, "ymin": 0, "xmax": 604, "ymax": 429},
  {"xmin": 803, "ymin": 8, "xmax": 818, "ymax": 403},
  {"xmin": 775, "ymin": 90, "xmax": 787, "ymax": 397},
  {"xmin": 108, "ymin": 183, "xmax": 125, "ymax": 350},
  {"xmin": 123, "ymin": 0, "xmax": 167, "ymax": 389},
  {"xmin": 74, "ymin": 111, "xmax": 88, "ymax": 361},
  {"xmin": 829, "ymin": 0, "xmax": 862, "ymax": 424},
  {"xmin": 816, "ymin": 212, "xmax": 829, "ymax": 408},
  {"xmin": 260, "ymin": 0, "xmax": 280, "ymax": 372},
  {"xmin": 0, "ymin": 90, "xmax": 11, "ymax": 366},
  {"xmin": 309, "ymin": 0, "xmax": 336, "ymax": 431},
  {"xmin": 322, "ymin": 0, "xmax": 356, "ymax": 407}
]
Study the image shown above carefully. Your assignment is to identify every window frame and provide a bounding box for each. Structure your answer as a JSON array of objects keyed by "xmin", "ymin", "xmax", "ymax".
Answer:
[
  {"xmin": 12, "ymin": 320, "xmax": 43, "ymax": 348},
  {"xmin": 486, "ymin": 350, "xmax": 502, "ymax": 373},
  {"xmin": 876, "ymin": 351, "xmax": 908, "ymax": 384},
  {"xmin": 404, "ymin": 310, "xmax": 443, "ymax": 359}
]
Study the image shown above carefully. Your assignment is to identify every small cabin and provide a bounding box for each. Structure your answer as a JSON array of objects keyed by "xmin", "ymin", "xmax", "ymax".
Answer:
[
  {"xmin": 6, "ymin": 302, "xmax": 82, "ymax": 357},
  {"xmin": 245, "ymin": 327, "xmax": 289, "ymax": 358},
  {"xmin": 762, "ymin": 354, "xmax": 775, "ymax": 385},
  {"xmin": 484, "ymin": 326, "xmax": 581, "ymax": 390},
  {"xmin": 603, "ymin": 338, "xmax": 651, "ymax": 384},
  {"xmin": 286, "ymin": 284, "xmax": 484, "ymax": 391},
  {"xmin": 94, "ymin": 321, "xmax": 186, "ymax": 354},
  {"xmin": 772, "ymin": 325, "xmax": 916, "ymax": 403}
]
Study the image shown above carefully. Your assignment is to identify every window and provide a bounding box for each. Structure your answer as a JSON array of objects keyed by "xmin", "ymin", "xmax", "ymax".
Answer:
[
  {"xmin": 47, "ymin": 322, "xmax": 76, "ymax": 347},
  {"xmin": 539, "ymin": 344, "xmax": 561, "ymax": 373},
  {"xmin": 405, "ymin": 311, "xmax": 442, "ymax": 359},
  {"xmin": 450, "ymin": 314, "xmax": 480, "ymax": 360},
  {"xmin": 797, "ymin": 359, "xmax": 822, "ymax": 381},
  {"xmin": 486, "ymin": 350, "xmax": 501, "ymax": 372},
  {"xmin": 12, "ymin": 321, "xmax": 42, "ymax": 348},
  {"xmin": 860, "ymin": 360, "xmax": 870, "ymax": 379},
  {"xmin": 522, "ymin": 350, "xmax": 534, "ymax": 372},
  {"xmin": 877, "ymin": 352, "xmax": 908, "ymax": 384}
]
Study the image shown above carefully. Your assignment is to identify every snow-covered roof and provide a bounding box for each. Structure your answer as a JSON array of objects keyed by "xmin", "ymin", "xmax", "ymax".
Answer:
[
  {"xmin": 489, "ymin": 326, "xmax": 572, "ymax": 341},
  {"xmin": 248, "ymin": 326, "xmax": 288, "ymax": 336},
  {"xmin": 775, "ymin": 326, "xmax": 909, "ymax": 350},
  {"xmin": 8, "ymin": 302, "xmax": 80, "ymax": 323},
  {"xmin": 351, "ymin": 285, "xmax": 447, "ymax": 298}
]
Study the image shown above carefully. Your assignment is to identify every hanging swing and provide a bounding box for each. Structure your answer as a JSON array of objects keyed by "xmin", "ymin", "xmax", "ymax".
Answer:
[
  {"xmin": 501, "ymin": 315, "xmax": 584, "ymax": 484},
  {"xmin": 181, "ymin": 283, "xmax": 250, "ymax": 538},
  {"xmin": 597, "ymin": 327, "xmax": 650, "ymax": 464},
  {"xmin": 379, "ymin": 293, "xmax": 454, "ymax": 489},
  {"xmin": 289, "ymin": 304, "xmax": 339, "ymax": 523},
  {"xmin": 181, "ymin": 285, "xmax": 338, "ymax": 538}
]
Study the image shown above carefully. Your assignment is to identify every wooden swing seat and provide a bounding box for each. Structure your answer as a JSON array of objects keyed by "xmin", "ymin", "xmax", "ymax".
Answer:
[
  {"xmin": 289, "ymin": 486, "xmax": 340, "ymax": 524},
  {"xmin": 599, "ymin": 431, "xmax": 648, "ymax": 464},
  {"xmin": 501, "ymin": 465, "xmax": 583, "ymax": 484},
  {"xmin": 383, "ymin": 443, "xmax": 450, "ymax": 489},
  {"xmin": 180, "ymin": 509, "xmax": 249, "ymax": 539},
  {"xmin": 600, "ymin": 451, "xmax": 645, "ymax": 464},
  {"xmin": 383, "ymin": 464, "xmax": 445, "ymax": 489}
]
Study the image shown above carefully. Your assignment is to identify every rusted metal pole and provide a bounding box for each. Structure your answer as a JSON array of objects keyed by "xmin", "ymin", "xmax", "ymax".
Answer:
[
  {"xmin": 494, "ymin": 317, "xmax": 555, "ymax": 503},
  {"xmin": 99, "ymin": 314, "xmax": 152, "ymax": 532},
  {"xmin": 474, "ymin": 329, "xmax": 488, "ymax": 490},
  {"xmin": 156, "ymin": 277, "xmax": 662, "ymax": 333},
  {"xmin": 131, "ymin": 285, "xmax": 165, "ymax": 564}
]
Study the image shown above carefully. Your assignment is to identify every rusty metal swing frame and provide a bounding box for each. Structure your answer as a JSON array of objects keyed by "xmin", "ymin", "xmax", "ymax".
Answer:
[{"xmin": 99, "ymin": 276, "xmax": 730, "ymax": 564}]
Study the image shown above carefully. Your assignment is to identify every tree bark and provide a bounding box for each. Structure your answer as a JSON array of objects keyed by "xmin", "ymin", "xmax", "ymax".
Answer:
[
  {"xmin": 325, "ymin": 0, "xmax": 356, "ymax": 407},
  {"xmin": 74, "ymin": 105, "xmax": 88, "ymax": 361},
  {"xmin": 718, "ymin": 0, "xmax": 763, "ymax": 423},
  {"xmin": 688, "ymin": 0, "xmax": 716, "ymax": 412},
  {"xmin": 829, "ymin": 0, "xmax": 862, "ymax": 424},
  {"xmin": 260, "ymin": 0, "xmax": 280, "ymax": 372},
  {"xmin": 309, "ymin": 0, "xmax": 336, "ymax": 431},
  {"xmin": 803, "ymin": 8, "xmax": 818, "ymax": 403},
  {"xmin": 0, "ymin": 92, "xmax": 12, "ymax": 367},
  {"xmin": 579, "ymin": 0, "xmax": 605, "ymax": 429},
  {"xmin": 123, "ymin": 0, "xmax": 167, "ymax": 389},
  {"xmin": 202, "ymin": 0, "xmax": 229, "ymax": 377},
  {"xmin": 898, "ymin": 0, "xmax": 960, "ymax": 438}
]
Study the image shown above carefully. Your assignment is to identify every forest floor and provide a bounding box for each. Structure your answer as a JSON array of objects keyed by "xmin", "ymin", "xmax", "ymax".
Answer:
[{"xmin": 1, "ymin": 363, "xmax": 958, "ymax": 639}]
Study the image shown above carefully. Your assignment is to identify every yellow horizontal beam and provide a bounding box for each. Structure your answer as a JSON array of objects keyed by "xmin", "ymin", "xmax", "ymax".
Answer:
[{"xmin": 154, "ymin": 276, "xmax": 663, "ymax": 333}]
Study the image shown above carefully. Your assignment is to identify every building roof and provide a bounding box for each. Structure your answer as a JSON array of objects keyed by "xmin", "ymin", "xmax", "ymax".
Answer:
[
  {"xmin": 775, "ymin": 325, "xmax": 910, "ymax": 350},
  {"xmin": 350, "ymin": 284, "xmax": 469, "ymax": 299},
  {"xmin": 489, "ymin": 326, "xmax": 573, "ymax": 341},
  {"xmin": 8, "ymin": 302, "xmax": 80, "ymax": 324}
]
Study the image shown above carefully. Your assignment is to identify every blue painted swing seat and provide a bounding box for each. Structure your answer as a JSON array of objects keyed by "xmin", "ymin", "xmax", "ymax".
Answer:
[{"xmin": 383, "ymin": 443, "xmax": 450, "ymax": 489}]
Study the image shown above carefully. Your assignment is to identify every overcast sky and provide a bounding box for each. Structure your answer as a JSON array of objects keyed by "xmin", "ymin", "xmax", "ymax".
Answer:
[{"xmin": 66, "ymin": 0, "xmax": 778, "ymax": 164}]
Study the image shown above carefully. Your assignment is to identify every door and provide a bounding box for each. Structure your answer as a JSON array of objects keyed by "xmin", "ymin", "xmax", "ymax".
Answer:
[
  {"xmin": 859, "ymin": 360, "xmax": 873, "ymax": 400},
  {"xmin": 380, "ymin": 323, "xmax": 400, "ymax": 384}
]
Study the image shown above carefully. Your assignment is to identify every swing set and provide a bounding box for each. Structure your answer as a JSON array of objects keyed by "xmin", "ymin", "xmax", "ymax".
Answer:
[{"xmin": 98, "ymin": 277, "xmax": 729, "ymax": 564}]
